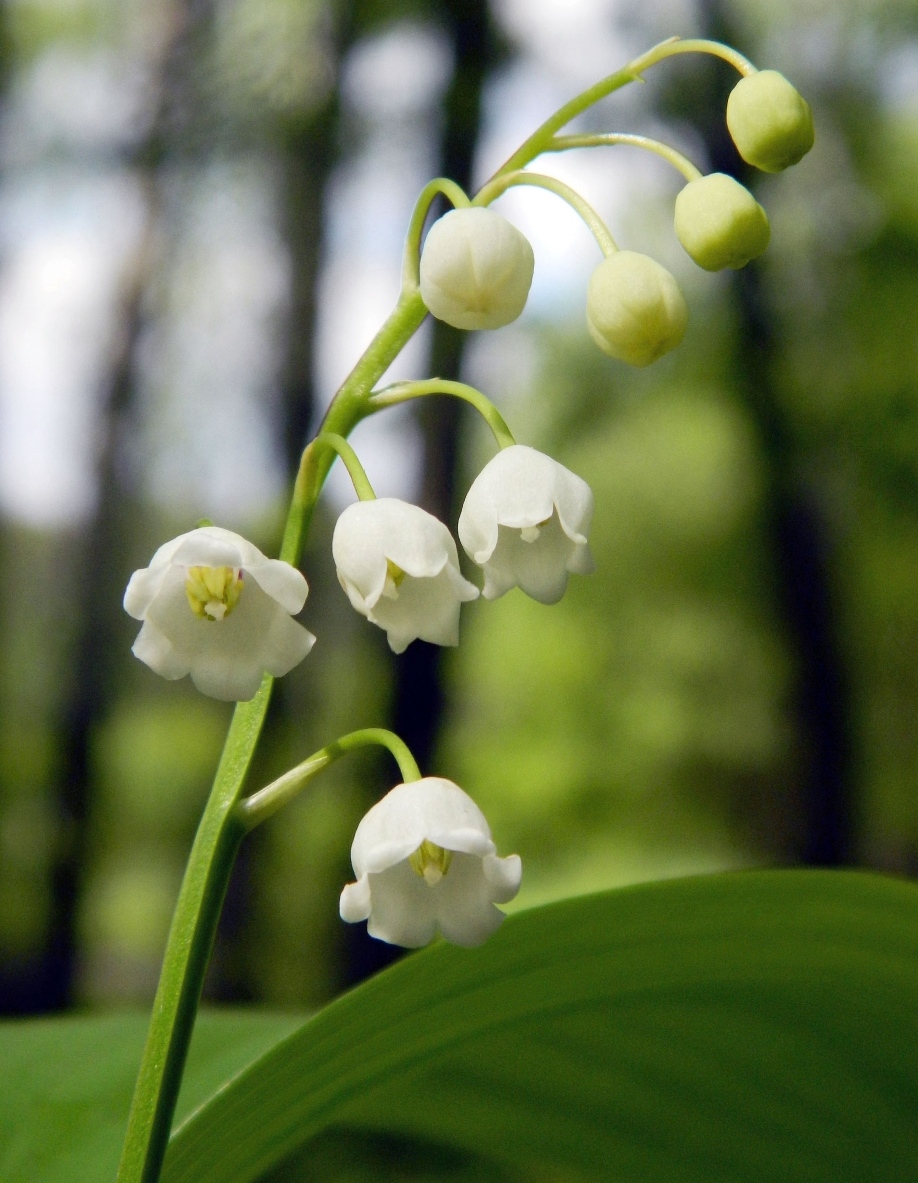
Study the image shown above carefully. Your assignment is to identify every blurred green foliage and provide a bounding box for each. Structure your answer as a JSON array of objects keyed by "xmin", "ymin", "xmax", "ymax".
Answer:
[
  {"xmin": 0, "ymin": 0, "xmax": 917, "ymax": 1033},
  {"xmin": 444, "ymin": 348, "xmax": 791, "ymax": 909}
]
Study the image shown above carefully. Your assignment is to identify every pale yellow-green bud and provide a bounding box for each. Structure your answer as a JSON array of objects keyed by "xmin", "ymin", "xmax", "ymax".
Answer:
[
  {"xmin": 586, "ymin": 251, "xmax": 688, "ymax": 367},
  {"xmin": 674, "ymin": 173, "xmax": 770, "ymax": 271},
  {"xmin": 419, "ymin": 207, "xmax": 534, "ymax": 331},
  {"xmin": 726, "ymin": 70, "xmax": 814, "ymax": 173}
]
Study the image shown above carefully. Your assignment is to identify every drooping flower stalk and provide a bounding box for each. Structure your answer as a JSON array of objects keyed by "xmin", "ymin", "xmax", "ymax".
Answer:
[
  {"xmin": 369, "ymin": 379, "xmax": 516, "ymax": 450},
  {"xmin": 472, "ymin": 171, "xmax": 618, "ymax": 256}
]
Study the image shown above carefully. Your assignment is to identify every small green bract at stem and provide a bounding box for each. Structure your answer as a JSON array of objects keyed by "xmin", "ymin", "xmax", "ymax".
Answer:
[
  {"xmin": 726, "ymin": 69, "xmax": 814, "ymax": 173},
  {"xmin": 674, "ymin": 173, "xmax": 770, "ymax": 271}
]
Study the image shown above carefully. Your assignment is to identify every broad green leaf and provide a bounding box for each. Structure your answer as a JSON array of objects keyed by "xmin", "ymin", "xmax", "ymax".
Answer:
[
  {"xmin": 2, "ymin": 872, "xmax": 916, "ymax": 1182},
  {"xmin": 163, "ymin": 870, "xmax": 918, "ymax": 1183},
  {"xmin": 0, "ymin": 1010, "xmax": 302, "ymax": 1183}
]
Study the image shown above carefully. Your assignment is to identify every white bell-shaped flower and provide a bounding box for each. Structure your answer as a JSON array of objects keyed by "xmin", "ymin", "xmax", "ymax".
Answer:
[
  {"xmin": 124, "ymin": 526, "xmax": 314, "ymax": 702},
  {"xmin": 419, "ymin": 207, "xmax": 535, "ymax": 331},
  {"xmin": 458, "ymin": 445, "xmax": 594, "ymax": 604},
  {"xmin": 332, "ymin": 498, "xmax": 479, "ymax": 654},
  {"xmin": 339, "ymin": 777, "xmax": 522, "ymax": 948}
]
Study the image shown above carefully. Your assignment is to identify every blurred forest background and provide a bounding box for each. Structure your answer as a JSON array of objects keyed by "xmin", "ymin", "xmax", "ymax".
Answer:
[{"xmin": 0, "ymin": 0, "xmax": 917, "ymax": 1040}]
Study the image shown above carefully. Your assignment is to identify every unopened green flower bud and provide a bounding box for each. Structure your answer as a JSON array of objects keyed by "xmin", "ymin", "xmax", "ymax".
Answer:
[
  {"xmin": 419, "ymin": 207, "xmax": 534, "ymax": 331},
  {"xmin": 674, "ymin": 173, "xmax": 770, "ymax": 271},
  {"xmin": 586, "ymin": 251, "xmax": 688, "ymax": 367},
  {"xmin": 726, "ymin": 70, "xmax": 814, "ymax": 173}
]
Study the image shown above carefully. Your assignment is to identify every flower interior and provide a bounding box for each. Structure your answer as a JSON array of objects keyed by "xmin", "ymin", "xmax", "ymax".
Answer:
[
  {"xmin": 382, "ymin": 558, "xmax": 407, "ymax": 600},
  {"xmin": 408, "ymin": 839, "xmax": 453, "ymax": 885},
  {"xmin": 185, "ymin": 565, "xmax": 244, "ymax": 622},
  {"xmin": 520, "ymin": 516, "xmax": 553, "ymax": 543}
]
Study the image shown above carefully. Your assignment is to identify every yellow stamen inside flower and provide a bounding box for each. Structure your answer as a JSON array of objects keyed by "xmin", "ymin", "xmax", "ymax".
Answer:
[
  {"xmin": 520, "ymin": 517, "xmax": 552, "ymax": 543},
  {"xmin": 185, "ymin": 565, "xmax": 243, "ymax": 621},
  {"xmin": 382, "ymin": 558, "xmax": 407, "ymax": 600},
  {"xmin": 409, "ymin": 839, "xmax": 453, "ymax": 885}
]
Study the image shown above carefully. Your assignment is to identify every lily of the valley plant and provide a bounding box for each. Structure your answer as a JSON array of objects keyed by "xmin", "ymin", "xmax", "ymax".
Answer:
[{"xmin": 116, "ymin": 38, "xmax": 813, "ymax": 1183}]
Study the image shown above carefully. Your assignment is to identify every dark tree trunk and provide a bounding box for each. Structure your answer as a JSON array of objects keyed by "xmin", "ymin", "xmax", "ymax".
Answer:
[
  {"xmin": 391, "ymin": 0, "xmax": 497, "ymax": 773},
  {"xmin": 9, "ymin": 0, "xmax": 207, "ymax": 1015},
  {"xmin": 214, "ymin": 0, "xmax": 359, "ymax": 1004},
  {"xmin": 692, "ymin": 1, "xmax": 853, "ymax": 866}
]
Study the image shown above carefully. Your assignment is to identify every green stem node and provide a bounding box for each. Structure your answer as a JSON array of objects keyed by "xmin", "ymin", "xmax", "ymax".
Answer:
[
  {"xmin": 369, "ymin": 379, "xmax": 516, "ymax": 449},
  {"xmin": 279, "ymin": 289, "xmax": 427, "ymax": 568}
]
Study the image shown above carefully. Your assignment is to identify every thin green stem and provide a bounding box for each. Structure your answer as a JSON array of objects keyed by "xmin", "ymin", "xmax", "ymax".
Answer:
[
  {"xmin": 484, "ymin": 37, "xmax": 754, "ymax": 182},
  {"xmin": 646, "ymin": 37, "xmax": 755, "ymax": 76},
  {"xmin": 369, "ymin": 379, "xmax": 516, "ymax": 449},
  {"xmin": 237, "ymin": 728, "xmax": 422, "ymax": 832},
  {"xmin": 474, "ymin": 171, "xmax": 617, "ymax": 256},
  {"xmin": 547, "ymin": 133, "xmax": 703, "ymax": 183},
  {"xmin": 280, "ymin": 288, "xmax": 428, "ymax": 568},
  {"xmin": 402, "ymin": 177, "xmax": 471, "ymax": 289},
  {"xmin": 313, "ymin": 433, "xmax": 376, "ymax": 501},
  {"xmin": 118, "ymin": 290, "xmax": 429, "ymax": 1183}
]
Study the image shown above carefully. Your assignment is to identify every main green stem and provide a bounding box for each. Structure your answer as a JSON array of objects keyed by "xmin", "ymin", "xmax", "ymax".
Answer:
[
  {"xmin": 117, "ymin": 34, "xmax": 755, "ymax": 1183},
  {"xmin": 115, "ymin": 289, "xmax": 427, "ymax": 1183}
]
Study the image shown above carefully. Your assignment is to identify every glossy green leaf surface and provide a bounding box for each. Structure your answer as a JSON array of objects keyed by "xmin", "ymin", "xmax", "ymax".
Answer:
[
  {"xmin": 2, "ymin": 872, "xmax": 917, "ymax": 1183},
  {"xmin": 165, "ymin": 871, "xmax": 918, "ymax": 1183}
]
